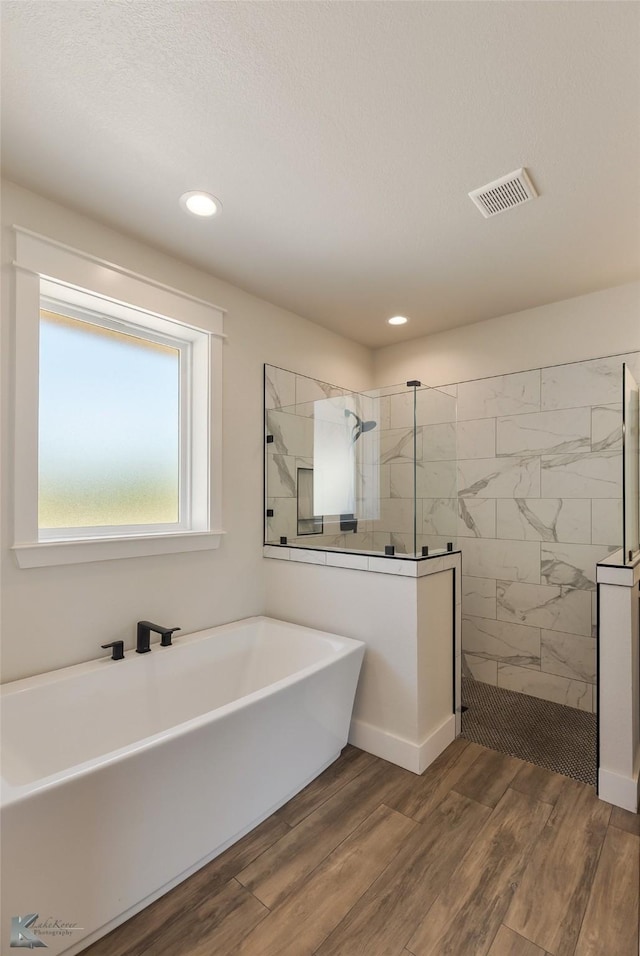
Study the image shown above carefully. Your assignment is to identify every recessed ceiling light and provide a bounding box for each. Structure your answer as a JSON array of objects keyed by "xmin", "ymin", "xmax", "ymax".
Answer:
[
  {"xmin": 387, "ymin": 315, "xmax": 409, "ymax": 326},
  {"xmin": 179, "ymin": 191, "xmax": 222, "ymax": 217}
]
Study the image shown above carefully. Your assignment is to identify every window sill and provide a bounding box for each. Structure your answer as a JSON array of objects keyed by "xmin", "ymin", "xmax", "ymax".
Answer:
[{"xmin": 12, "ymin": 530, "xmax": 225, "ymax": 569}]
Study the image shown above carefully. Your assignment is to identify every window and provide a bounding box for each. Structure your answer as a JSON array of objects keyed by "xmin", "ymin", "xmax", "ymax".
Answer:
[{"xmin": 13, "ymin": 228, "xmax": 225, "ymax": 567}]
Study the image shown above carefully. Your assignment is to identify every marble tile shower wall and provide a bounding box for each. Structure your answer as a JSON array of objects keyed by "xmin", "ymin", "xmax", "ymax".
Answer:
[
  {"xmin": 265, "ymin": 365, "xmax": 458, "ymax": 554},
  {"xmin": 265, "ymin": 354, "xmax": 639, "ymax": 714},
  {"xmin": 453, "ymin": 351, "xmax": 640, "ymax": 714},
  {"xmin": 265, "ymin": 365, "xmax": 380, "ymax": 551}
]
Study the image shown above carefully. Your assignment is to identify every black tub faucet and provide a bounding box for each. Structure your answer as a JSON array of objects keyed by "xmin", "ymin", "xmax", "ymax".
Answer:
[{"xmin": 136, "ymin": 621, "xmax": 181, "ymax": 653}]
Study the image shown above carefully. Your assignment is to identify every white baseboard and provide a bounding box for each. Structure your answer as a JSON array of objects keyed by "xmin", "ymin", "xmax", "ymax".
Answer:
[
  {"xmin": 598, "ymin": 767, "xmax": 639, "ymax": 813},
  {"xmin": 349, "ymin": 714, "xmax": 456, "ymax": 775}
]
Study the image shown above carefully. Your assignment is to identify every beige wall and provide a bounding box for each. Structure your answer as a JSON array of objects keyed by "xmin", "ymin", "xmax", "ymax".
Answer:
[
  {"xmin": 374, "ymin": 281, "xmax": 640, "ymax": 388},
  {"xmin": 2, "ymin": 179, "xmax": 638, "ymax": 686},
  {"xmin": 0, "ymin": 180, "xmax": 373, "ymax": 682}
]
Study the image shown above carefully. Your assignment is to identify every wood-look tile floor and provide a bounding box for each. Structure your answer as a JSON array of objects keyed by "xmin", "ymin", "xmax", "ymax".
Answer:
[{"xmin": 82, "ymin": 741, "xmax": 639, "ymax": 956}]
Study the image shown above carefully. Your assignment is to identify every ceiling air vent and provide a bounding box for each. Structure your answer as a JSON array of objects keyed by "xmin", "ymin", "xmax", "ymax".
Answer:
[{"xmin": 469, "ymin": 167, "xmax": 538, "ymax": 218}]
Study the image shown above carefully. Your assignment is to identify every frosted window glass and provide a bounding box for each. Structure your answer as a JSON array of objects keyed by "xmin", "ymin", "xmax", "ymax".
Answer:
[{"xmin": 39, "ymin": 310, "xmax": 180, "ymax": 529}]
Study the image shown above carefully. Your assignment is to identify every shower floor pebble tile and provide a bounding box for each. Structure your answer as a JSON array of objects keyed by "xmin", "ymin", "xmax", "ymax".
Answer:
[{"xmin": 460, "ymin": 676, "xmax": 597, "ymax": 787}]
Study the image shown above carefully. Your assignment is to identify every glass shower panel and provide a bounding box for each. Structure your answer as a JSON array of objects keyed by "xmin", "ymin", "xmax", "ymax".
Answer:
[
  {"xmin": 622, "ymin": 363, "xmax": 640, "ymax": 560},
  {"xmin": 414, "ymin": 384, "xmax": 458, "ymax": 554},
  {"xmin": 265, "ymin": 378, "xmax": 384, "ymax": 551},
  {"xmin": 264, "ymin": 366, "xmax": 457, "ymax": 557},
  {"xmin": 366, "ymin": 383, "xmax": 419, "ymax": 555}
]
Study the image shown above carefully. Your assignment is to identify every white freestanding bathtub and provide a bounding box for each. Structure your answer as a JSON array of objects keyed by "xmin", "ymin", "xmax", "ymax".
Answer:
[{"xmin": 0, "ymin": 616, "xmax": 365, "ymax": 955}]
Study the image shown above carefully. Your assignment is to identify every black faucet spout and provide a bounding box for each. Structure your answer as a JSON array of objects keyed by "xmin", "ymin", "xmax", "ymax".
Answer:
[{"xmin": 136, "ymin": 621, "xmax": 181, "ymax": 653}]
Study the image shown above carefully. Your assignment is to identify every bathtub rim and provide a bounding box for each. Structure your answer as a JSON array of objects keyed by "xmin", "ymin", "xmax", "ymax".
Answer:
[{"xmin": 1, "ymin": 615, "xmax": 365, "ymax": 807}]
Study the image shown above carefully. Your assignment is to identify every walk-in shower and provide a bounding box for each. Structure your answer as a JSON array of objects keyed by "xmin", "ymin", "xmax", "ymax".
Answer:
[{"xmin": 264, "ymin": 365, "xmax": 458, "ymax": 558}]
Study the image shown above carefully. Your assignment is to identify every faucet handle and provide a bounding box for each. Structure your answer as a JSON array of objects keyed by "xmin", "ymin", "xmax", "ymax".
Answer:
[
  {"xmin": 101, "ymin": 640, "xmax": 125, "ymax": 661},
  {"xmin": 160, "ymin": 627, "xmax": 181, "ymax": 647}
]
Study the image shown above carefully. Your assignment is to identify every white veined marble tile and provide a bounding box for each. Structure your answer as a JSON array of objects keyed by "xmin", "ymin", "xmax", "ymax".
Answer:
[
  {"xmin": 496, "ymin": 407, "xmax": 591, "ymax": 457},
  {"xmin": 458, "ymin": 457, "xmax": 540, "ymax": 498},
  {"xmin": 325, "ymin": 551, "xmax": 370, "ymax": 571},
  {"xmin": 380, "ymin": 427, "xmax": 421, "ymax": 464},
  {"xmin": 457, "ymin": 498, "xmax": 496, "ymax": 538},
  {"xmin": 266, "ymin": 409, "xmax": 314, "ymax": 458},
  {"xmin": 345, "ymin": 532, "xmax": 377, "ymax": 551},
  {"xmin": 290, "ymin": 548, "xmax": 327, "ymax": 565},
  {"xmin": 540, "ymin": 629, "xmax": 596, "ymax": 683},
  {"xmin": 456, "ymin": 418, "xmax": 496, "ymax": 460},
  {"xmin": 295, "ymin": 401, "xmax": 317, "ymax": 418},
  {"xmin": 389, "ymin": 462, "xmax": 414, "ymax": 499},
  {"xmin": 356, "ymin": 464, "xmax": 385, "ymax": 513},
  {"xmin": 419, "ymin": 534, "xmax": 455, "ymax": 554},
  {"xmin": 462, "ymin": 615, "xmax": 541, "ymax": 666},
  {"xmin": 390, "ymin": 531, "xmax": 417, "ymax": 555},
  {"xmin": 371, "ymin": 497, "xmax": 417, "ymax": 534},
  {"xmin": 591, "ymin": 499, "xmax": 623, "ymax": 547},
  {"xmin": 415, "ymin": 387, "xmax": 457, "ymax": 426},
  {"xmin": 461, "ymin": 538, "xmax": 541, "ymax": 584},
  {"xmin": 541, "ymin": 354, "xmax": 631, "ymax": 411},
  {"xmin": 541, "ymin": 450, "xmax": 621, "ymax": 498},
  {"xmin": 462, "ymin": 654, "xmax": 498, "ymax": 684},
  {"xmin": 496, "ymin": 498, "xmax": 591, "ymax": 544},
  {"xmin": 591, "ymin": 404, "xmax": 622, "ymax": 452},
  {"xmin": 390, "ymin": 461, "xmax": 457, "ymax": 499},
  {"xmin": 265, "ymin": 496, "xmax": 297, "ymax": 542},
  {"xmin": 367, "ymin": 556, "xmax": 415, "ymax": 575},
  {"xmin": 421, "ymin": 422, "xmax": 456, "ymax": 461},
  {"xmin": 541, "ymin": 542, "xmax": 617, "ymax": 590},
  {"xmin": 372, "ymin": 531, "xmax": 392, "ymax": 550},
  {"xmin": 265, "ymin": 365, "xmax": 296, "ymax": 410},
  {"xmin": 422, "ymin": 498, "xmax": 458, "ymax": 537},
  {"xmin": 389, "ymin": 390, "xmax": 415, "ymax": 429},
  {"xmin": 457, "ymin": 370, "xmax": 540, "ymax": 421},
  {"xmin": 461, "ymin": 576, "xmax": 497, "ymax": 619},
  {"xmin": 497, "ymin": 663, "xmax": 592, "ymax": 712},
  {"xmin": 417, "ymin": 534, "xmax": 457, "ymax": 555},
  {"xmin": 497, "ymin": 580, "xmax": 592, "ymax": 636},
  {"xmin": 591, "ymin": 591, "xmax": 597, "ymax": 637},
  {"xmin": 420, "ymin": 460, "xmax": 458, "ymax": 498},
  {"xmin": 376, "ymin": 395, "xmax": 391, "ymax": 430},
  {"xmin": 295, "ymin": 374, "xmax": 345, "ymax": 405},
  {"xmin": 266, "ymin": 454, "xmax": 297, "ymax": 498},
  {"xmin": 263, "ymin": 545, "xmax": 291, "ymax": 560},
  {"xmin": 374, "ymin": 463, "xmax": 390, "ymax": 499}
]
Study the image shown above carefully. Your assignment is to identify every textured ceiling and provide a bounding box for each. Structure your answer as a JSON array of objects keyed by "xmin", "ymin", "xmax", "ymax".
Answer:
[{"xmin": 2, "ymin": 1, "xmax": 639, "ymax": 348}]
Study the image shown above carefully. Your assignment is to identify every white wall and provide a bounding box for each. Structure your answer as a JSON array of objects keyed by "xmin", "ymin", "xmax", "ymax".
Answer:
[
  {"xmin": 3, "ymin": 181, "xmax": 638, "ymax": 687},
  {"xmin": 374, "ymin": 282, "xmax": 640, "ymax": 388},
  {"xmin": 0, "ymin": 180, "xmax": 373, "ymax": 682}
]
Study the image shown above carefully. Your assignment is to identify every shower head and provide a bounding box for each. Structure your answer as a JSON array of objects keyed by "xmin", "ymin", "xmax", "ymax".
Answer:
[{"xmin": 345, "ymin": 409, "xmax": 377, "ymax": 443}]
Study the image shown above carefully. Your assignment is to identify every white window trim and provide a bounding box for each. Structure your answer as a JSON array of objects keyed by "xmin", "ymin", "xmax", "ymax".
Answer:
[{"xmin": 12, "ymin": 226, "xmax": 226, "ymax": 568}]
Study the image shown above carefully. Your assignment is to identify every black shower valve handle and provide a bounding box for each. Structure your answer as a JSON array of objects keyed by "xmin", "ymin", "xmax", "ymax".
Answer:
[{"xmin": 101, "ymin": 640, "xmax": 125, "ymax": 661}]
